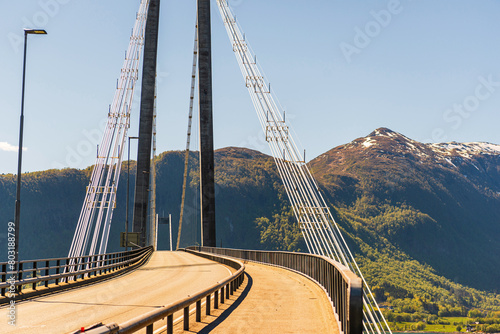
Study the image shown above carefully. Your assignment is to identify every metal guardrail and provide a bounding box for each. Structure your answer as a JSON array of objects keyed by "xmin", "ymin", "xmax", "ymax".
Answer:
[
  {"xmin": 84, "ymin": 249, "xmax": 245, "ymax": 334},
  {"xmin": 0, "ymin": 246, "xmax": 153, "ymax": 304},
  {"xmin": 190, "ymin": 246, "xmax": 363, "ymax": 334}
]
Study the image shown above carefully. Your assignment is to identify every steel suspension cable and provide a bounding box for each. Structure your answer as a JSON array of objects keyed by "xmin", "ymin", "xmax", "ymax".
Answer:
[
  {"xmin": 67, "ymin": 0, "xmax": 150, "ymax": 271},
  {"xmin": 177, "ymin": 21, "xmax": 198, "ymax": 250},
  {"xmin": 215, "ymin": 1, "xmax": 392, "ymax": 333}
]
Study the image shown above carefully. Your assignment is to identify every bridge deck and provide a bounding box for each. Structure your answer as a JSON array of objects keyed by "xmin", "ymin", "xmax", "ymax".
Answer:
[
  {"xmin": 182, "ymin": 261, "xmax": 338, "ymax": 334},
  {"xmin": 0, "ymin": 251, "xmax": 233, "ymax": 334}
]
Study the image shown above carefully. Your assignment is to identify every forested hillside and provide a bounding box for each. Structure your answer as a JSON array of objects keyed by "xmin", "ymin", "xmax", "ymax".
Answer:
[{"xmin": 0, "ymin": 148, "xmax": 290, "ymax": 260}]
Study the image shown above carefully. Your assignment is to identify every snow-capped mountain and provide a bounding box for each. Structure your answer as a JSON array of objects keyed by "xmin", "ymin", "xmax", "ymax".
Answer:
[
  {"xmin": 309, "ymin": 128, "xmax": 500, "ymax": 291},
  {"xmin": 351, "ymin": 127, "xmax": 500, "ymax": 162}
]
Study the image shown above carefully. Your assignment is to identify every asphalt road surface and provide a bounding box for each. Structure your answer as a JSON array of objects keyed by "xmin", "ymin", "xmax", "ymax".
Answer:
[
  {"xmin": 0, "ymin": 251, "xmax": 233, "ymax": 334},
  {"xmin": 181, "ymin": 261, "xmax": 339, "ymax": 334}
]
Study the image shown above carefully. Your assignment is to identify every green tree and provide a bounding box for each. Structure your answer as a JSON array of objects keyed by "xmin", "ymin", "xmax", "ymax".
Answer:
[
  {"xmin": 469, "ymin": 309, "xmax": 485, "ymax": 318},
  {"xmin": 255, "ymin": 209, "xmax": 304, "ymax": 251}
]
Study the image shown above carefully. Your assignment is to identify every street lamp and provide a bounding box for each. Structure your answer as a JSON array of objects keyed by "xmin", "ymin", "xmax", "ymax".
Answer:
[
  {"xmin": 126, "ymin": 136, "xmax": 139, "ymax": 251},
  {"xmin": 14, "ymin": 28, "xmax": 47, "ymax": 277}
]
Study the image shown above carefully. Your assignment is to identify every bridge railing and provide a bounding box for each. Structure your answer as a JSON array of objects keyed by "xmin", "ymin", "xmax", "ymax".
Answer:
[
  {"xmin": 85, "ymin": 250, "xmax": 245, "ymax": 334},
  {"xmin": 189, "ymin": 246, "xmax": 363, "ymax": 334},
  {"xmin": 0, "ymin": 246, "xmax": 153, "ymax": 304}
]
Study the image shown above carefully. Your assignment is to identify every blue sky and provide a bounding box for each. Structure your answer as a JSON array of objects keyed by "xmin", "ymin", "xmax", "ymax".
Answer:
[{"xmin": 1, "ymin": 0, "xmax": 500, "ymax": 173}]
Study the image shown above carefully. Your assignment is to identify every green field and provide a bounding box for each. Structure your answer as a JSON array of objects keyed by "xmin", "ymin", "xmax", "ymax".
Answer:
[{"xmin": 391, "ymin": 317, "xmax": 471, "ymax": 332}]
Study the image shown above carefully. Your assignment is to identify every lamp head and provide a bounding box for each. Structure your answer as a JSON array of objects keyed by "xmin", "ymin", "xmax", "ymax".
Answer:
[{"xmin": 24, "ymin": 29, "xmax": 47, "ymax": 35}]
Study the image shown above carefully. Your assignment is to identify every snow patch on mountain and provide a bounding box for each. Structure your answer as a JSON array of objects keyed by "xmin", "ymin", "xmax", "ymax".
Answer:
[
  {"xmin": 362, "ymin": 138, "xmax": 375, "ymax": 148},
  {"xmin": 430, "ymin": 142, "xmax": 500, "ymax": 158},
  {"xmin": 353, "ymin": 128, "xmax": 500, "ymax": 166}
]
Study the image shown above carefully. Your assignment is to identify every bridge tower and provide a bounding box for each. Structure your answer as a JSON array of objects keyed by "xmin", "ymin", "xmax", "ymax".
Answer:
[
  {"xmin": 197, "ymin": 0, "xmax": 217, "ymax": 247},
  {"xmin": 133, "ymin": 0, "xmax": 216, "ymax": 248},
  {"xmin": 132, "ymin": 0, "xmax": 161, "ymax": 247}
]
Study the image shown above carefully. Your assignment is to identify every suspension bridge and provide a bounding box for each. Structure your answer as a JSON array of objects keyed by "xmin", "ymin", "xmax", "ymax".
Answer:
[{"xmin": 2, "ymin": 1, "xmax": 392, "ymax": 333}]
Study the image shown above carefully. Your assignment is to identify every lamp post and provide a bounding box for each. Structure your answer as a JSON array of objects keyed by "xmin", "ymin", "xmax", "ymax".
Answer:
[
  {"xmin": 126, "ymin": 136, "xmax": 139, "ymax": 251},
  {"xmin": 14, "ymin": 28, "xmax": 47, "ymax": 276}
]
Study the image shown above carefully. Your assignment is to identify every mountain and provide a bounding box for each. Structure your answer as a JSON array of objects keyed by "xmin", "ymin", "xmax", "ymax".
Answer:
[
  {"xmin": 1, "ymin": 128, "xmax": 499, "ymax": 314},
  {"xmin": 0, "ymin": 148, "xmax": 291, "ymax": 260},
  {"xmin": 309, "ymin": 127, "xmax": 500, "ymax": 292}
]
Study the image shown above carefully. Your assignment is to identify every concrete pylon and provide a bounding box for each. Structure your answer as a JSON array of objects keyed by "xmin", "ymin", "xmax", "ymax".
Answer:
[
  {"xmin": 198, "ymin": 0, "xmax": 216, "ymax": 247},
  {"xmin": 132, "ymin": 0, "xmax": 160, "ymax": 247}
]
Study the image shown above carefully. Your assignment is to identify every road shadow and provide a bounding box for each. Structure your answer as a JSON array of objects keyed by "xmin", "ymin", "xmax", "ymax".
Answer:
[
  {"xmin": 138, "ymin": 262, "xmax": 219, "ymax": 271},
  {"xmin": 32, "ymin": 299, "xmax": 163, "ymax": 308},
  {"xmin": 198, "ymin": 272, "xmax": 253, "ymax": 334}
]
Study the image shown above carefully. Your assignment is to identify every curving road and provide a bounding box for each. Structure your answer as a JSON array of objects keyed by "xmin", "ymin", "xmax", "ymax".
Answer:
[
  {"xmin": 183, "ymin": 261, "xmax": 338, "ymax": 334},
  {"xmin": 0, "ymin": 251, "xmax": 233, "ymax": 334}
]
